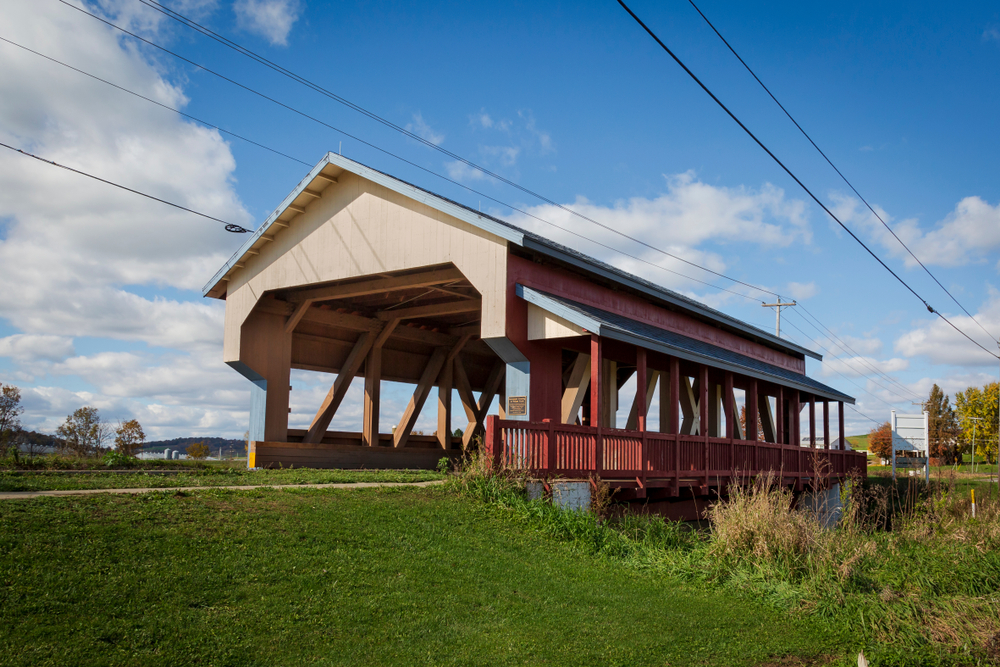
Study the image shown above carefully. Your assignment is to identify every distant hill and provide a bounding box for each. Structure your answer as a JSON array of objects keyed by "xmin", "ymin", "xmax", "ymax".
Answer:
[{"xmin": 142, "ymin": 437, "xmax": 245, "ymax": 453}]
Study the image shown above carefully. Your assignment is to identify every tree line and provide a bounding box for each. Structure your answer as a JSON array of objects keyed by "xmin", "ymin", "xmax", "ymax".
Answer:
[
  {"xmin": 0, "ymin": 382, "xmax": 215, "ymax": 461},
  {"xmin": 867, "ymin": 382, "xmax": 999, "ymax": 464}
]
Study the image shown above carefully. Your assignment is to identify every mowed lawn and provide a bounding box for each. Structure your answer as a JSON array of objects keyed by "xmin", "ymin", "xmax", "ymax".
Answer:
[{"xmin": 0, "ymin": 487, "xmax": 844, "ymax": 666}]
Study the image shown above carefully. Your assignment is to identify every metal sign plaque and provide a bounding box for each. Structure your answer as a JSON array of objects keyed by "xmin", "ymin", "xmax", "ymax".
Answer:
[{"xmin": 507, "ymin": 396, "xmax": 527, "ymax": 417}]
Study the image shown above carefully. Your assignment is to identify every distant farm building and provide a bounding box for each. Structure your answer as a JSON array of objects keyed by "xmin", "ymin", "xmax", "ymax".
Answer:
[{"xmin": 204, "ymin": 153, "xmax": 865, "ymax": 499}]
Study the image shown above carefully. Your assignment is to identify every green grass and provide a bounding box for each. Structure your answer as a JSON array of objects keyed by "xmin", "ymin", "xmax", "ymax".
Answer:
[
  {"xmin": 0, "ymin": 486, "xmax": 846, "ymax": 667},
  {"xmin": 846, "ymin": 434, "xmax": 869, "ymax": 451},
  {"xmin": 0, "ymin": 467, "xmax": 445, "ymax": 492},
  {"xmin": 453, "ymin": 471, "xmax": 1000, "ymax": 666}
]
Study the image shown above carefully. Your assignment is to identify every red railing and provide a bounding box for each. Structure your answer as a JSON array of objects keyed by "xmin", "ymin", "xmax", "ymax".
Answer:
[{"xmin": 485, "ymin": 416, "xmax": 866, "ymax": 488}]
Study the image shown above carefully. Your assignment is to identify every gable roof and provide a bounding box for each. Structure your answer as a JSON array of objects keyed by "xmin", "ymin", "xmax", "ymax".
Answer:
[{"xmin": 203, "ymin": 152, "xmax": 821, "ymax": 362}]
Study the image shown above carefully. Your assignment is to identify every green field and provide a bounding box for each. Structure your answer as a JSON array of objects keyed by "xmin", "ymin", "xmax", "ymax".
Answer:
[
  {"xmin": 0, "ymin": 467, "xmax": 445, "ymax": 492},
  {"xmin": 0, "ymin": 486, "xmax": 846, "ymax": 667}
]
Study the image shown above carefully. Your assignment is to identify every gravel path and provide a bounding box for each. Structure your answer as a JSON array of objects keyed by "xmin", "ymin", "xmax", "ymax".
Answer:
[{"xmin": 0, "ymin": 480, "xmax": 447, "ymax": 500}]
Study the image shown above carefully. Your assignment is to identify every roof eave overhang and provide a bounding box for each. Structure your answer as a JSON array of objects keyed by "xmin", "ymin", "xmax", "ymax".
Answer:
[{"xmin": 517, "ymin": 284, "xmax": 853, "ymax": 404}]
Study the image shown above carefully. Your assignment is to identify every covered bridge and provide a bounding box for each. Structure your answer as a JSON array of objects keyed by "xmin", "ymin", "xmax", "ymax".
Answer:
[{"xmin": 204, "ymin": 153, "xmax": 865, "ymax": 496}]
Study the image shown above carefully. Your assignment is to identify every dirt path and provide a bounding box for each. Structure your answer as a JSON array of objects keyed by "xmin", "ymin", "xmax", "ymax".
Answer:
[{"xmin": 0, "ymin": 480, "xmax": 447, "ymax": 500}]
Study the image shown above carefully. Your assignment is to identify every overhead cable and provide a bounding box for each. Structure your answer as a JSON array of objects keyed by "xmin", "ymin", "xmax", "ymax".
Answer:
[
  {"xmin": 616, "ymin": 0, "xmax": 999, "ymax": 361},
  {"xmin": 59, "ymin": 0, "xmax": 783, "ymax": 298},
  {"xmin": 0, "ymin": 141, "xmax": 250, "ymax": 233},
  {"xmin": 687, "ymin": 0, "xmax": 997, "ymax": 344}
]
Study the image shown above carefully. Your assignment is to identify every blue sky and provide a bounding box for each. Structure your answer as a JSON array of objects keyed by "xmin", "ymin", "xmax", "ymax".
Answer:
[{"xmin": 1, "ymin": 0, "xmax": 998, "ymax": 440}]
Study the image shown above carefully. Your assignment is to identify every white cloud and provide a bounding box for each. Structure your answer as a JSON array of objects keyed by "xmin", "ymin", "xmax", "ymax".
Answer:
[
  {"xmin": 0, "ymin": 0, "xmax": 252, "ymax": 437},
  {"xmin": 0, "ymin": 335, "xmax": 75, "ymax": 362},
  {"xmin": 985, "ymin": 27, "xmax": 1000, "ymax": 43},
  {"xmin": 832, "ymin": 193, "xmax": 1000, "ymax": 268},
  {"xmin": 505, "ymin": 171, "xmax": 810, "ymax": 292},
  {"xmin": 518, "ymin": 110, "xmax": 553, "ymax": 154},
  {"xmin": 406, "ymin": 112, "xmax": 445, "ymax": 146},
  {"xmin": 481, "ymin": 145, "xmax": 520, "ymax": 167},
  {"xmin": 786, "ymin": 281, "xmax": 818, "ymax": 300},
  {"xmin": 819, "ymin": 355, "xmax": 909, "ymax": 380},
  {"xmin": 234, "ymin": 0, "xmax": 301, "ymax": 46},
  {"xmin": 893, "ymin": 292, "xmax": 1000, "ymax": 366},
  {"xmin": 445, "ymin": 160, "xmax": 489, "ymax": 182}
]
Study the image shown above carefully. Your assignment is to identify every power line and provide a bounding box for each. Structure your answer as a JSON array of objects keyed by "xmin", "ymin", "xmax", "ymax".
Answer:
[
  {"xmin": 0, "ymin": 141, "xmax": 250, "ymax": 233},
  {"xmin": 790, "ymin": 305, "xmax": 923, "ymax": 402},
  {"xmin": 686, "ymin": 0, "xmax": 998, "ymax": 345},
  {"xmin": 51, "ymin": 0, "xmax": 788, "ymax": 305},
  {"xmin": 62, "ymin": 0, "xmax": 783, "ymax": 299},
  {"xmin": 616, "ymin": 0, "xmax": 999, "ymax": 361},
  {"xmin": 0, "ymin": 35, "xmax": 312, "ymax": 170}
]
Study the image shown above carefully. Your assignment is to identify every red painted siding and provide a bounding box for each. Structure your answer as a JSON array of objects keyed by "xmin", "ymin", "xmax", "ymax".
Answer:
[{"xmin": 506, "ymin": 253, "xmax": 806, "ymax": 375}]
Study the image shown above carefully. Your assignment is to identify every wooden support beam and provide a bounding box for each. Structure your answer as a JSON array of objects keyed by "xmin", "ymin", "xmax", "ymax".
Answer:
[
  {"xmin": 636, "ymin": 348, "xmax": 647, "ymax": 432},
  {"xmin": 823, "ymin": 400, "xmax": 830, "ymax": 450},
  {"xmin": 746, "ymin": 377, "xmax": 758, "ymax": 442},
  {"xmin": 792, "ymin": 391, "xmax": 801, "ymax": 446},
  {"xmin": 436, "ymin": 334, "xmax": 472, "ymax": 449},
  {"xmin": 680, "ymin": 376, "xmax": 699, "ymax": 435},
  {"xmin": 287, "ymin": 204, "xmax": 306, "ymax": 214},
  {"xmin": 379, "ymin": 299, "xmax": 481, "ymax": 322},
  {"xmin": 838, "ymin": 401, "xmax": 845, "ymax": 450},
  {"xmin": 707, "ymin": 382, "xmax": 722, "ymax": 437},
  {"xmin": 561, "ymin": 353, "xmax": 591, "ymax": 424},
  {"xmin": 699, "ymin": 366, "xmax": 709, "ymax": 439},
  {"xmin": 394, "ymin": 347, "xmax": 449, "ymax": 448},
  {"xmin": 362, "ymin": 319, "xmax": 399, "ymax": 448},
  {"xmin": 626, "ymin": 371, "xmax": 659, "ymax": 431},
  {"xmin": 590, "ymin": 335, "xmax": 602, "ymax": 427},
  {"xmin": 731, "ymin": 386, "xmax": 744, "ymax": 440},
  {"xmin": 759, "ymin": 391, "xmax": 776, "ymax": 443},
  {"xmin": 304, "ymin": 323, "xmax": 383, "ymax": 444},
  {"xmin": 777, "ymin": 386, "xmax": 785, "ymax": 445},
  {"xmin": 458, "ymin": 358, "xmax": 505, "ymax": 449},
  {"xmin": 809, "ymin": 396, "xmax": 816, "ymax": 448},
  {"xmin": 285, "ymin": 301, "xmax": 312, "ymax": 334},
  {"xmin": 666, "ymin": 357, "xmax": 679, "ymax": 435},
  {"xmin": 437, "ymin": 359, "xmax": 453, "ymax": 449},
  {"xmin": 287, "ymin": 267, "xmax": 464, "ymax": 304},
  {"xmin": 601, "ymin": 358, "xmax": 618, "ymax": 428},
  {"xmin": 724, "ymin": 371, "xmax": 734, "ymax": 440},
  {"xmin": 300, "ymin": 189, "xmax": 323, "ymax": 199},
  {"xmin": 314, "ymin": 172, "xmax": 338, "ymax": 184}
]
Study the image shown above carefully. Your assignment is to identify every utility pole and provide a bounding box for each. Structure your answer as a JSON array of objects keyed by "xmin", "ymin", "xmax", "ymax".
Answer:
[{"xmin": 761, "ymin": 298, "xmax": 796, "ymax": 337}]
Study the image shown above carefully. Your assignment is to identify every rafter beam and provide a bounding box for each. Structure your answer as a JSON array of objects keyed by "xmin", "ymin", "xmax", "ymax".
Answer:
[
  {"xmin": 379, "ymin": 299, "xmax": 481, "ymax": 322},
  {"xmin": 460, "ymin": 359, "xmax": 505, "ymax": 449},
  {"xmin": 626, "ymin": 370, "xmax": 659, "ymax": 431},
  {"xmin": 286, "ymin": 267, "xmax": 464, "ymax": 304}
]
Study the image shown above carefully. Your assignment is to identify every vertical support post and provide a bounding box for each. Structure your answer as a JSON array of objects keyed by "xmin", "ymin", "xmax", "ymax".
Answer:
[
  {"xmin": 669, "ymin": 357, "xmax": 680, "ymax": 493},
  {"xmin": 747, "ymin": 377, "xmax": 758, "ymax": 473},
  {"xmin": 636, "ymin": 348, "xmax": 647, "ymax": 432},
  {"xmin": 823, "ymin": 401, "xmax": 830, "ymax": 450},
  {"xmin": 546, "ymin": 418, "xmax": 556, "ymax": 475},
  {"xmin": 437, "ymin": 358, "xmax": 453, "ymax": 449},
  {"xmin": 809, "ymin": 395, "xmax": 816, "ymax": 448},
  {"xmin": 723, "ymin": 371, "xmax": 734, "ymax": 440},
  {"xmin": 363, "ymin": 345, "xmax": 381, "ymax": 447},
  {"xmin": 590, "ymin": 335, "xmax": 602, "ymax": 428},
  {"xmin": 838, "ymin": 402, "xmax": 845, "ymax": 450},
  {"xmin": 776, "ymin": 386, "xmax": 784, "ymax": 445},
  {"xmin": 792, "ymin": 392, "xmax": 801, "ymax": 476},
  {"xmin": 700, "ymin": 365, "xmax": 709, "ymax": 487},
  {"xmin": 891, "ymin": 409, "xmax": 897, "ymax": 480}
]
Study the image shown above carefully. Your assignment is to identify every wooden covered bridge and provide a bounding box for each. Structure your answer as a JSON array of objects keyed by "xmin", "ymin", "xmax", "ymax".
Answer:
[{"xmin": 204, "ymin": 153, "xmax": 865, "ymax": 497}]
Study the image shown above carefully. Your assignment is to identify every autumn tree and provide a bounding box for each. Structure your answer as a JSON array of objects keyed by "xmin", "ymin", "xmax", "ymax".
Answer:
[
  {"xmin": 186, "ymin": 441, "xmax": 210, "ymax": 460},
  {"xmin": 955, "ymin": 382, "xmax": 999, "ymax": 464},
  {"xmin": 926, "ymin": 384, "xmax": 960, "ymax": 463},
  {"xmin": 114, "ymin": 419, "xmax": 146, "ymax": 457},
  {"xmin": 868, "ymin": 421, "xmax": 893, "ymax": 462},
  {"xmin": 0, "ymin": 383, "xmax": 24, "ymax": 449},
  {"xmin": 56, "ymin": 407, "xmax": 110, "ymax": 457}
]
